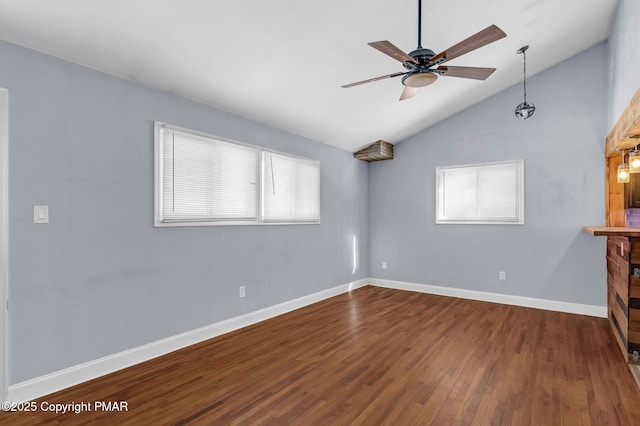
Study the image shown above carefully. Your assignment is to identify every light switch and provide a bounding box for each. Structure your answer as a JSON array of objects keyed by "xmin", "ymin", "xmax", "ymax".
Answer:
[{"xmin": 34, "ymin": 205, "xmax": 49, "ymax": 224}]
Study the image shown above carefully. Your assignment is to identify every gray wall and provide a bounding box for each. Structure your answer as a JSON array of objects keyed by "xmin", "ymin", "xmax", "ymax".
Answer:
[
  {"xmin": 0, "ymin": 40, "xmax": 369, "ymax": 384},
  {"xmin": 607, "ymin": 0, "xmax": 640, "ymax": 131},
  {"xmin": 369, "ymin": 43, "xmax": 607, "ymax": 306},
  {"xmin": 3, "ymin": 11, "xmax": 628, "ymax": 386}
]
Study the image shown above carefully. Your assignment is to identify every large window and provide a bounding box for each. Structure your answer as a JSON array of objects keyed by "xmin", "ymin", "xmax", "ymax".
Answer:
[
  {"xmin": 155, "ymin": 123, "xmax": 320, "ymax": 226},
  {"xmin": 436, "ymin": 160, "xmax": 524, "ymax": 224}
]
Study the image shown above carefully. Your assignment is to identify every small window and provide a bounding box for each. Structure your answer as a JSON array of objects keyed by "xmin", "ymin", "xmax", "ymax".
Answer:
[
  {"xmin": 262, "ymin": 152, "xmax": 320, "ymax": 223},
  {"xmin": 436, "ymin": 160, "xmax": 524, "ymax": 224},
  {"xmin": 154, "ymin": 123, "xmax": 320, "ymax": 226}
]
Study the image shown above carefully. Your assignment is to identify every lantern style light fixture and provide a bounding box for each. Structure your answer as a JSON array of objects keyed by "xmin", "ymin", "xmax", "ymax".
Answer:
[
  {"xmin": 618, "ymin": 149, "xmax": 630, "ymax": 183},
  {"xmin": 629, "ymin": 141, "xmax": 640, "ymax": 173},
  {"xmin": 515, "ymin": 45, "xmax": 535, "ymax": 120}
]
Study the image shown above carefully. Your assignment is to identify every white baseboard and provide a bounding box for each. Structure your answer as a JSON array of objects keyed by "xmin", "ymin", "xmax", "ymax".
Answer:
[
  {"xmin": 368, "ymin": 278, "xmax": 607, "ymax": 318},
  {"xmin": 7, "ymin": 278, "xmax": 368, "ymax": 402},
  {"xmin": 6, "ymin": 277, "xmax": 606, "ymax": 402}
]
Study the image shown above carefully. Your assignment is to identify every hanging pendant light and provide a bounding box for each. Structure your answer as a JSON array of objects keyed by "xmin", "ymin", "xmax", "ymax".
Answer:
[
  {"xmin": 629, "ymin": 140, "xmax": 640, "ymax": 173},
  {"xmin": 629, "ymin": 151, "xmax": 640, "ymax": 173},
  {"xmin": 515, "ymin": 45, "xmax": 535, "ymax": 120},
  {"xmin": 618, "ymin": 149, "xmax": 630, "ymax": 183}
]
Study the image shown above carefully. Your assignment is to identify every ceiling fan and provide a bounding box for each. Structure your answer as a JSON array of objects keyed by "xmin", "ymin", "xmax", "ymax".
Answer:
[{"xmin": 342, "ymin": 0, "xmax": 507, "ymax": 100}]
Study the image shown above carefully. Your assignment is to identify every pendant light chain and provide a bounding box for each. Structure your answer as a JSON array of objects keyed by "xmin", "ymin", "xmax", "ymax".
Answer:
[{"xmin": 522, "ymin": 48, "xmax": 527, "ymax": 103}]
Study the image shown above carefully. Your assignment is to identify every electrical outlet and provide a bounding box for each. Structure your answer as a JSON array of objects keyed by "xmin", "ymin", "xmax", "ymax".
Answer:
[
  {"xmin": 239, "ymin": 286, "xmax": 246, "ymax": 298},
  {"xmin": 382, "ymin": 261, "xmax": 387, "ymax": 270},
  {"xmin": 499, "ymin": 271, "xmax": 506, "ymax": 281}
]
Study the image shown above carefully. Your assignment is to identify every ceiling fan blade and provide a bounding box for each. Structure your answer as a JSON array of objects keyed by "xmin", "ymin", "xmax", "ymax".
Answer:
[
  {"xmin": 436, "ymin": 66, "xmax": 496, "ymax": 80},
  {"xmin": 431, "ymin": 25, "xmax": 506, "ymax": 64},
  {"xmin": 342, "ymin": 72, "xmax": 406, "ymax": 89},
  {"xmin": 368, "ymin": 41, "xmax": 418, "ymax": 64},
  {"xmin": 399, "ymin": 86, "xmax": 418, "ymax": 101}
]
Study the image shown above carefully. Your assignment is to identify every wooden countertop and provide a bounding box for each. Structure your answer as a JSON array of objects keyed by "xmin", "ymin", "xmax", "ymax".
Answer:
[{"xmin": 583, "ymin": 226, "xmax": 640, "ymax": 237}]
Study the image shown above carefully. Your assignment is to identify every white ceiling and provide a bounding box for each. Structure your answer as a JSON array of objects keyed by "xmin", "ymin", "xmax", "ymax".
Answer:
[{"xmin": 0, "ymin": 0, "xmax": 618, "ymax": 152}]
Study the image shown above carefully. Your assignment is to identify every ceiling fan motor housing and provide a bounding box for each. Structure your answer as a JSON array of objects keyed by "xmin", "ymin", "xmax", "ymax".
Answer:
[{"xmin": 406, "ymin": 48, "xmax": 436, "ymax": 66}]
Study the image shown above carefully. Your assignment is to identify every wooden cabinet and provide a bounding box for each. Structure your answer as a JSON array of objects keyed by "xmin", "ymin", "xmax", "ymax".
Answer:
[{"xmin": 606, "ymin": 236, "xmax": 640, "ymax": 362}]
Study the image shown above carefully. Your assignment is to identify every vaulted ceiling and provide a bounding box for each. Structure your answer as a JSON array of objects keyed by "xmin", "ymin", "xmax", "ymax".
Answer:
[{"xmin": 0, "ymin": 0, "xmax": 618, "ymax": 152}]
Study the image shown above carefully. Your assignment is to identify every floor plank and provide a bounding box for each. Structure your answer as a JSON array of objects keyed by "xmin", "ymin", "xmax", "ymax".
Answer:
[{"xmin": 1, "ymin": 286, "xmax": 639, "ymax": 425}]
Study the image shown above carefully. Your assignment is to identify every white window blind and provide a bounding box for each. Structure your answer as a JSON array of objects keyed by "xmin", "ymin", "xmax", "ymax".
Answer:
[
  {"xmin": 154, "ymin": 123, "xmax": 320, "ymax": 226},
  {"xmin": 262, "ymin": 152, "xmax": 320, "ymax": 222},
  {"xmin": 436, "ymin": 160, "xmax": 524, "ymax": 224},
  {"xmin": 160, "ymin": 127, "xmax": 258, "ymax": 222}
]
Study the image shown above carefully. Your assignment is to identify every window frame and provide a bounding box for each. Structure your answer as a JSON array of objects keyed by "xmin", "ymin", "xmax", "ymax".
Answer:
[
  {"xmin": 154, "ymin": 122, "xmax": 320, "ymax": 227},
  {"xmin": 435, "ymin": 159, "xmax": 525, "ymax": 225}
]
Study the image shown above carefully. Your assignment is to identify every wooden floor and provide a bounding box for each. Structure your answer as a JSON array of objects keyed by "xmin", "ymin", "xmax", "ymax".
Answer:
[
  {"xmin": 630, "ymin": 364, "xmax": 640, "ymax": 389},
  {"xmin": 2, "ymin": 286, "xmax": 640, "ymax": 425}
]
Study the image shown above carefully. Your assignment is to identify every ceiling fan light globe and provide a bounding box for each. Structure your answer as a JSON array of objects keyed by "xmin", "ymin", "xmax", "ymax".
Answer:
[
  {"xmin": 515, "ymin": 101, "xmax": 535, "ymax": 119},
  {"xmin": 402, "ymin": 72, "xmax": 438, "ymax": 88}
]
